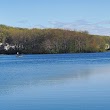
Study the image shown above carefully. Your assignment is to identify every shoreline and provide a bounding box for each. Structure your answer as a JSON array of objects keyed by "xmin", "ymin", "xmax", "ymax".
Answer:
[{"xmin": 0, "ymin": 51, "xmax": 109, "ymax": 55}]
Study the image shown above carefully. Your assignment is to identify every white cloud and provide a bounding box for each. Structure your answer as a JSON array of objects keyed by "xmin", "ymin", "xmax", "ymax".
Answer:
[
  {"xmin": 48, "ymin": 20, "xmax": 110, "ymax": 36},
  {"xmin": 17, "ymin": 20, "xmax": 29, "ymax": 24},
  {"xmin": 33, "ymin": 24, "xmax": 46, "ymax": 29}
]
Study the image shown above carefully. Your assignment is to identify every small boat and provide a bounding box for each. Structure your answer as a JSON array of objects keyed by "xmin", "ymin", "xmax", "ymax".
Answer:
[
  {"xmin": 17, "ymin": 52, "xmax": 19, "ymax": 55},
  {"xmin": 16, "ymin": 52, "xmax": 22, "ymax": 57}
]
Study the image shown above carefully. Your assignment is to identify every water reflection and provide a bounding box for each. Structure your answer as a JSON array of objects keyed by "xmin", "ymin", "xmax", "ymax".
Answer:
[{"xmin": 0, "ymin": 65, "xmax": 95, "ymax": 95}]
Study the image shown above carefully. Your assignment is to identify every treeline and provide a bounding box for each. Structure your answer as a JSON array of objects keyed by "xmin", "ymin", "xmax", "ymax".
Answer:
[{"xmin": 0, "ymin": 24, "xmax": 110, "ymax": 54}]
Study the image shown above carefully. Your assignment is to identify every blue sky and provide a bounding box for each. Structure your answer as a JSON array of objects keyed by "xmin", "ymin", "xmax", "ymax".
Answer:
[{"xmin": 0, "ymin": 0, "xmax": 110, "ymax": 35}]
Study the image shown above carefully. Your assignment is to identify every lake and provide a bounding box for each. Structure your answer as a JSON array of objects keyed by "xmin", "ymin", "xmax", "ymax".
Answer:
[{"xmin": 0, "ymin": 52, "xmax": 110, "ymax": 110}]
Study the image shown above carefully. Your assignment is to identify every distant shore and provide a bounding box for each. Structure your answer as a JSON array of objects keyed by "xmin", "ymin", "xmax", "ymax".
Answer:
[{"xmin": 0, "ymin": 25, "xmax": 110, "ymax": 54}]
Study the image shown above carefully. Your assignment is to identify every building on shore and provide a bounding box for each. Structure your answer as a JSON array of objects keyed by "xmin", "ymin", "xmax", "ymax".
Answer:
[
  {"xmin": 0, "ymin": 43, "xmax": 16, "ymax": 51},
  {"xmin": 105, "ymin": 44, "xmax": 110, "ymax": 50}
]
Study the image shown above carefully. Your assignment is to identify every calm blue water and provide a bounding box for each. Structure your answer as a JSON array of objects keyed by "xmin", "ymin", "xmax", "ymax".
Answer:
[{"xmin": 0, "ymin": 52, "xmax": 110, "ymax": 110}]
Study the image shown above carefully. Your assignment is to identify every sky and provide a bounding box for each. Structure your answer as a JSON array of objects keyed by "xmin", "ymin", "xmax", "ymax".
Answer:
[{"xmin": 0, "ymin": 0, "xmax": 110, "ymax": 35}]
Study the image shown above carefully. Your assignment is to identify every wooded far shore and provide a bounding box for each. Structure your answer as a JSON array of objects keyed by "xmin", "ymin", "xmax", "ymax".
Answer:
[{"xmin": 0, "ymin": 25, "xmax": 110, "ymax": 54}]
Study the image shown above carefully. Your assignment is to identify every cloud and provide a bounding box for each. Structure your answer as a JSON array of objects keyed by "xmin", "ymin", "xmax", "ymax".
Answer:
[
  {"xmin": 33, "ymin": 24, "xmax": 46, "ymax": 29},
  {"xmin": 95, "ymin": 20, "xmax": 110, "ymax": 25},
  {"xmin": 49, "ymin": 20, "xmax": 110, "ymax": 36},
  {"xmin": 17, "ymin": 20, "xmax": 29, "ymax": 24},
  {"xmin": 16, "ymin": 19, "xmax": 110, "ymax": 36}
]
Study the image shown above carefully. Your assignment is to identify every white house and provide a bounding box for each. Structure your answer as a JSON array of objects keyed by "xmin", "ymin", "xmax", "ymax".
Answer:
[
  {"xmin": 0, "ymin": 43, "xmax": 3, "ymax": 46},
  {"xmin": 105, "ymin": 44, "xmax": 110, "ymax": 50},
  {"xmin": 0, "ymin": 43, "xmax": 16, "ymax": 51}
]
